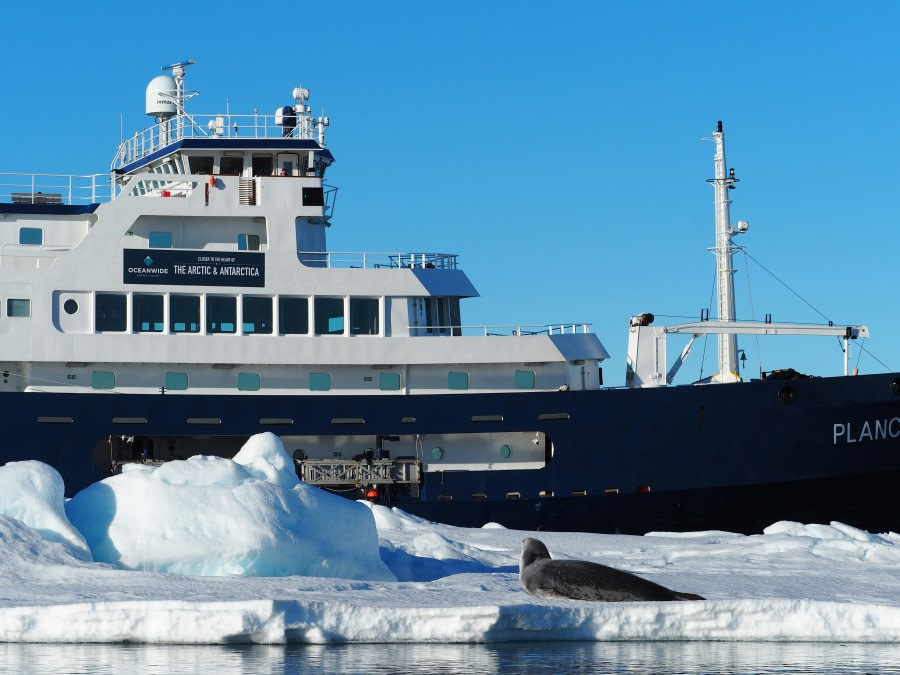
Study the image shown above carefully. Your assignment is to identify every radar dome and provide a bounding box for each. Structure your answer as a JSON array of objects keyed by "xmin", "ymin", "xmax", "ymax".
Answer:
[{"xmin": 146, "ymin": 75, "xmax": 177, "ymax": 118}]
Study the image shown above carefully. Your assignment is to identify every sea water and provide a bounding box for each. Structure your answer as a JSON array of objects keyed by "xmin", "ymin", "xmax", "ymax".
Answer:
[{"xmin": 2, "ymin": 641, "xmax": 900, "ymax": 674}]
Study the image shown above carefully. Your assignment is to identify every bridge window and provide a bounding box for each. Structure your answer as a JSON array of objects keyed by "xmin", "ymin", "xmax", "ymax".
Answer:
[
  {"xmin": 424, "ymin": 298, "xmax": 435, "ymax": 334},
  {"xmin": 349, "ymin": 298, "xmax": 379, "ymax": 335},
  {"xmin": 302, "ymin": 187, "xmax": 324, "ymax": 206},
  {"xmin": 309, "ymin": 372, "xmax": 331, "ymax": 391},
  {"xmin": 188, "ymin": 156, "xmax": 214, "ymax": 174},
  {"xmin": 149, "ymin": 231, "xmax": 172, "ymax": 248},
  {"xmin": 237, "ymin": 372, "xmax": 261, "ymax": 392},
  {"xmin": 252, "ymin": 155, "xmax": 273, "ymax": 176},
  {"xmin": 448, "ymin": 371, "xmax": 469, "ymax": 390},
  {"xmin": 279, "ymin": 297, "xmax": 309, "ymax": 334},
  {"xmin": 6, "ymin": 299, "xmax": 30, "ymax": 317},
  {"xmin": 449, "ymin": 298, "xmax": 461, "ymax": 336},
  {"xmin": 242, "ymin": 296, "xmax": 272, "ymax": 334},
  {"xmin": 165, "ymin": 372, "xmax": 189, "ymax": 391},
  {"xmin": 171, "ymin": 295, "xmax": 200, "ymax": 333},
  {"xmin": 18, "ymin": 227, "xmax": 43, "ymax": 246},
  {"xmin": 220, "ymin": 156, "xmax": 244, "ymax": 175},
  {"xmin": 96, "ymin": 293, "xmax": 126, "ymax": 332},
  {"xmin": 436, "ymin": 298, "xmax": 447, "ymax": 332},
  {"xmin": 207, "ymin": 296, "xmax": 236, "ymax": 333},
  {"xmin": 133, "ymin": 294, "xmax": 164, "ymax": 332},
  {"xmin": 238, "ymin": 234, "xmax": 261, "ymax": 251},
  {"xmin": 314, "ymin": 297, "xmax": 344, "ymax": 335},
  {"xmin": 421, "ymin": 297, "xmax": 449, "ymax": 335}
]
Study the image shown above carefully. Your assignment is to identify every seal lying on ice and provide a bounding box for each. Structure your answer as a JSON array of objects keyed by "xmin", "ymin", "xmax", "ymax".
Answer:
[{"xmin": 519, "ymin": 538, "xmax": 704, "ymax": 602}]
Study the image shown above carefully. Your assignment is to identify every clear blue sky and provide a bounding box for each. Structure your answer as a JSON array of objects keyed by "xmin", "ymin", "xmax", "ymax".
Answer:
[{"xmin": 2, "ymin": 2, "xmax": 897, "ymax": 385}]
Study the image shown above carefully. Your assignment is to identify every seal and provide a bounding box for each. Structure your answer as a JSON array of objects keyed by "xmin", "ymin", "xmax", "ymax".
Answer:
[{"xmin": 519, "ymin": 538, "xmax": 704, "ymax": 602}]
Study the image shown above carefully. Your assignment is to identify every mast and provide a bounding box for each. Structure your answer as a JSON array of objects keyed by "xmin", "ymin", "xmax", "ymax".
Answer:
[
  {"xmin": 707, "ymin": 121, "xmax": 743, "ymax": 383},
  {"xmin": 161, "ymin": 60, "xmax": 197, "ymax": 143}
]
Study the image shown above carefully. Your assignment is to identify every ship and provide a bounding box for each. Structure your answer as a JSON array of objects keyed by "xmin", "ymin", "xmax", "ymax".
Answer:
[{"xmin": 1, "ymin": 61, "xmax": 897, "ymax": 534}]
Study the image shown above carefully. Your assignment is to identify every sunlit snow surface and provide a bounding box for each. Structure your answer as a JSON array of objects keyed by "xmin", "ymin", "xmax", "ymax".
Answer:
[
  {"xmin": 1, "ymin": 433, "xmax": 899, "ymax": 644},
  {"xmin": 65, "ymin": 433, "xmax": 392, "ymax": 580}
]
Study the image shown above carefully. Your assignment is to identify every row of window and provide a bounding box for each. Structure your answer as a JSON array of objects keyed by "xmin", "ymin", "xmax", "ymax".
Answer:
[
  {"xmin": 19, "ymin": 229, "xmax": 263, "ymax": 251},
  {"xmin": 91, "ymin": 370, "xmax": 354, "ymax": 392},
  {"xmin": 87, "ymin": 293, "xmax": 379, "ymax": 336},
  {"xmin": 450, "ymin": 371, "xmax": 535, "ymax": 389},
  {"xmin": 187, "ymin": 155, "xmax": 327, "ymax": 179},
  {"xmin": 146, "ymin": 231, "xmax": 262, "ymax": 251},
  {"xmin": 85, "ymin": 370, "xmax": 538, "ymax": 391}
]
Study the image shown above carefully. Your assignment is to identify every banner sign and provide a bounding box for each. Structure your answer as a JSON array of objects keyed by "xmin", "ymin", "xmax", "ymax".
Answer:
[{"xmin": 123, "ymin": 249, "xmax": 265, "ymax": 287}]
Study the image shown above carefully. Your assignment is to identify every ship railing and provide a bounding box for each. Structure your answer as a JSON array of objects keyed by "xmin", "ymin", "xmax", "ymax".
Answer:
[
  {"xmin": 0, "ymin": 172, "xmax": 114, "ymax": 205},
  {"xmin": 113, "ymin": 111, "xmax": 328, "ymax": 169},
  {"xmin": 317, "ymin": 184, "xmax": 338, "ymax": 218},
  {"xmin": 298, "ymin": 251, "xmax": 459, "ymax": 270},
  {"xmin": 408, "ymin": 323, "xmax": 593, "ymax": 336},
  {"xmin": 121, "ymin": 173, "xmax": 198, "ymax": 198},
  {"xmin": 297, "ymin": 457, "xmax": 420, "ymax": 486}
]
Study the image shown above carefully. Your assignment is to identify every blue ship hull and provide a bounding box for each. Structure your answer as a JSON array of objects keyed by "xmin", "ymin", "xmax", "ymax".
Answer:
[{"xmin": 3, "ymin": 372, "xmax": 899, "ymax": 534}]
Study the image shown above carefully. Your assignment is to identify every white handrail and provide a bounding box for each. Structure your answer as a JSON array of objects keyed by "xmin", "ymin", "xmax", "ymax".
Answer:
[
  {"xmin": 407, "ymin": 324, "xmax": 593, "ymax": 336},
  {"xmin": 0, "ymin": 172, "xmax": 113, "ymax": 204},
  {"xmin": 114, "ymin": 112, "xmax": 328, "ymax": 169},
  {"xmin": 298, "ymin": 251, "xmax": 459, "ymax": 270}
]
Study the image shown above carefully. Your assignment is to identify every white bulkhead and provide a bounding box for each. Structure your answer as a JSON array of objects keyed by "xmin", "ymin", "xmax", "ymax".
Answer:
[{"xmin": 0, "ymin": 63, "xmax": 608, "ymax": 401}]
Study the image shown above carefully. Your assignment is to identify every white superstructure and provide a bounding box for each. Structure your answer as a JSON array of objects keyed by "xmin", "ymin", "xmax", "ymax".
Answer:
[{"xmin": 0, "ymin": 63, "xmax": 608, "ymax": 401}]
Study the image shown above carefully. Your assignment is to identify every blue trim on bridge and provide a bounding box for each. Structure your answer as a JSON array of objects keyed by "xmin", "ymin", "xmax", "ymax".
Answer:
[
  {"xmin": 0, "ymin": 203, "xmax": 100, "ymax": 215},
  {"xmin": 116, "ymin": 138, "xmax": 335, "ymax": 174}
]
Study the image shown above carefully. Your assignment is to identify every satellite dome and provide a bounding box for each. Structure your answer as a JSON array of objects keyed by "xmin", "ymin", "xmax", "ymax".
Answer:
[{"xmin": 146, "ymin": 75, "xmax": 177, "ymax": 118}]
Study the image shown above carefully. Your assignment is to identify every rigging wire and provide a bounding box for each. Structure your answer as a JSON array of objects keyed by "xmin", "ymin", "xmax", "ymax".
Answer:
[
  {"xmin": 741, "ymin": 250, "xmax": 832, "ymax": 323},
  {"xmin": 740, "ymin": 249, "xmax": 764, "ymax": 377},
  {"xmin": 741, "ymin": 250, "xmax": 892, "ymax": 372},
  {"xmin": 697, "ymin": 267, "xmax": 718, "ymax": 382},
  {"xmin": 850, "ymin": 338, "xmax": 892, "ymax": 372}
]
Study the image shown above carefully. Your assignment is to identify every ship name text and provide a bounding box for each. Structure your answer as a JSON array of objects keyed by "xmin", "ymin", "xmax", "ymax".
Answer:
[{"xmin": 833, "ymin": 417, "xmax": 900, "ymax": 444}]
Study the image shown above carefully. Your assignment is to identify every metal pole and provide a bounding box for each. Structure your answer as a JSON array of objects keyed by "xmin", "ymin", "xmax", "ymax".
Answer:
[
  {"xmin": 844, "ymin": 338, "xmax": 849, "ymax": 376},
  {"xmin": 710, "ymin": 121, "xmax": 740, "ymax": 382}
]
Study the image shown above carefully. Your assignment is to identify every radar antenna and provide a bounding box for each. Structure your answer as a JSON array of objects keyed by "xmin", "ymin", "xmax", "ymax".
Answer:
[{"xmin": 160, "ymin": 59, "xmax": 198, "ymax": 116}]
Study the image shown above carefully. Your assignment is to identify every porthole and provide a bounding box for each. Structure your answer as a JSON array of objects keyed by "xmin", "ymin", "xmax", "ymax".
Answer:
[
  {"xmin": 500, "ymin": 444, "xmax": 512, "ymax": 458},
  {"xmin": 891, "ymin": 377, "xmax": 900, "ymax": 395},
  {"xmin": 778, "ymin": 385, "xmax": 797, "ymax": 404},
  {"xmin": 432, "ymin": 447, "xmax": 444, "ymax": 460},
  {"xmin": 64, "ymin": 299, "xmax": 78, "ymax": 315}
]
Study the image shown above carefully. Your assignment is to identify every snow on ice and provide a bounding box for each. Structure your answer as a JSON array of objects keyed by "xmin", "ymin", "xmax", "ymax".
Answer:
[{"xmin": 0, "ymin": 432, "xmax": 899, "ymax": 644}]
